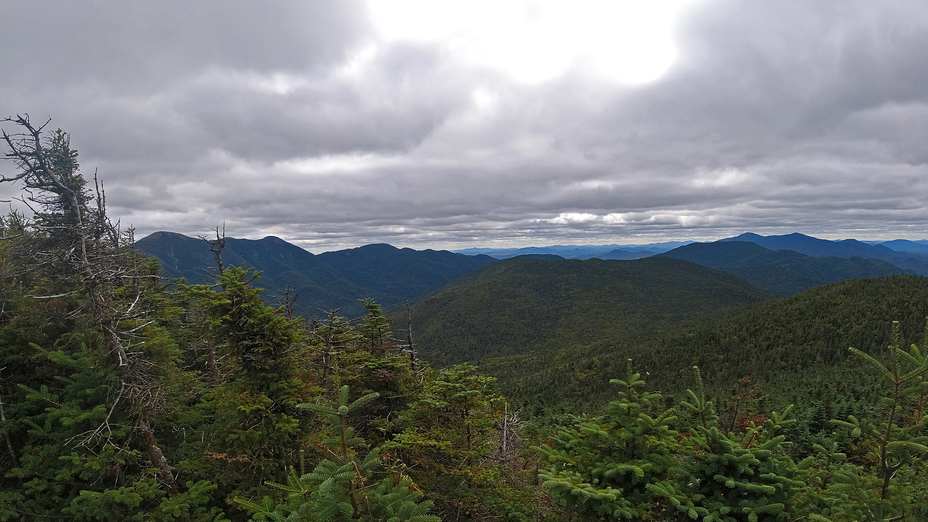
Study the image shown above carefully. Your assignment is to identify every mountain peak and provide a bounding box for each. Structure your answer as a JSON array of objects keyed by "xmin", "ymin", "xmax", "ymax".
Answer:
[
  {"xmin": 723, "ymin": 232, "xmax": 766, "ymax": 242},
  {"xmin": 138, "ymin": 232, "xmax": 496, "ymax": 319}
]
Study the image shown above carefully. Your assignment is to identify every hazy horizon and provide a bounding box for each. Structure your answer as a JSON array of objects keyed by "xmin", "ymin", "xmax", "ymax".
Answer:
[{"xmin": 139, "ymin": 229, "xmax": 928, "ymax": 255}]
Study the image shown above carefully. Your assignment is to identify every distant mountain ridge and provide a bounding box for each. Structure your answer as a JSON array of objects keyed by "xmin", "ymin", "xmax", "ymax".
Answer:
[
  {"xmin": 454, "ymin": 234, "xmax": 928, "ymax": 262},
  {"xmin": 138, "ymin": 230, "xmax": 928, "ymax": 319},
  {"xmin": 721, "ymin": 232, "xmax": 928, "ymax": 275},
  {"xmin": 876, "ymin": 239, "xmax": 928, "ymax": 254},
  {"xmin": 454, "ymin": 241, "xmax": 688, "ymax": 260},
  {"xmin": 660, "ymin": 240, "xmax": 908, "ymax": 296},
  {"xmin": 139, "ymin": 230, "xmax": 928, "ymax": 415},
  {"xmin": 137, "ymin": 231, "xmax": 496, "ymax": 319}
]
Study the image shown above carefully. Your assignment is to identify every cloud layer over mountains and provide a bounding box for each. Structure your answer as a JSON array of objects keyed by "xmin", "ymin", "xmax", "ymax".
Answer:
[{"xmin": 2, "ymin": 1, "xmax": 928, "ymax": 251}]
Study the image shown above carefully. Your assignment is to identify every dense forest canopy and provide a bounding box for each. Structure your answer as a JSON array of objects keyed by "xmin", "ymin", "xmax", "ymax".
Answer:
[{"xmin": 0, "ymin": 116, "xmax": 926, "ymax": 520}]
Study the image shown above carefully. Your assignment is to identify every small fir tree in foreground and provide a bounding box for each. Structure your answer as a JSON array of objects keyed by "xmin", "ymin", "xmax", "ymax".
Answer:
[
  {"xmin": 236, "ymin": 385, "xmax": 438, "ymax": 522},
  {"xmin": 825, "ymin": 320, "xmax": 928, "ymax": 520},
  {"xmin": 536, "ymin": 361, "xmax": 678, "ymax": 520}
]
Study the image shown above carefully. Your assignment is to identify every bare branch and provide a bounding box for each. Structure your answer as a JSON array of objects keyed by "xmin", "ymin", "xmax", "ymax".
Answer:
[
  {"xmin": 198, "ymin": 223, "xmax": 226, "ymax": 274},
  {"xmin": 26, "ymin": 290, "xmax": 81, "ymax": 299}
]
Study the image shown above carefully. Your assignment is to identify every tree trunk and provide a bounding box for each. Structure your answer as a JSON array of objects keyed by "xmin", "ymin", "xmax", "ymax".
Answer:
[{"xmin": 138, "ymin": 415, "xmax": 179, "ymax": 496}]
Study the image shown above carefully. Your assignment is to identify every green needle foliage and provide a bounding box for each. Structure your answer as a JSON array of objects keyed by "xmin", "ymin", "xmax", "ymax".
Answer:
[
  {"xmin": 385, "ymin": 363, "xmax": 533, "ymax": 521},
  {"xmin": 176, "ymin": 266, "xmax": 316, "ymax": 506},
  {"xmin": 0, "ymin": 115, "xmax": 225, "ymax": 520},
  {"xmin": 539, "ymin": 364, "xmax": 818, "ymax": 521},
  {"xmin": 649, "ymin": 368, "xmax": 816, "ymax": 522},
  {"xmin": 237, "ymin": 385, "xmax": 438, "ymax": 522},
  {"xmin": 536, "ymin": 361, "xmax": 679, "ymax": 520},
  {"xmin": 826, "ymin": 320, "xmax": 928, "ymax": 520}
]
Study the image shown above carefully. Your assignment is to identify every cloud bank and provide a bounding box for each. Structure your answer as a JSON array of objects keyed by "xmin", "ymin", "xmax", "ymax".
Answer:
[{"xmin": 2, "ymin": 0, "xmax": 928, "ymax": 251}]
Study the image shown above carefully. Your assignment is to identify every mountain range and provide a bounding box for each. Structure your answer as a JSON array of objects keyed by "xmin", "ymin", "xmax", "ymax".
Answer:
[
  {"xmin": 136, "ymin": 229, "xmax": 928, "ymax": 413},
  {"xmin": 456, "ymin": 233, "xmax": 928, "ymax": 267},
  {"xmin": 137, "ymin": 230, "xmax": 928, "ymax": 321},
  {"xmin": 659, "ymin": 241, "xmax": 908, "ymax": 296},
  {"xmin": 395, "ymin": 249, "xmax": 928, "ymax": 412},
  {"xmin": 876, "ymin": 239, "xmax": 928, "ymax": 253},
  {"xmin": 719, "ymin": 232, "xmax": 928, "ymax": 274},
  {"xmin": 453, "ymin": 241, "xmax": 687, "ymax": 259},
  {"xmin": 136, "ymin": 231, "xmax": 495, "ymax": 318}
]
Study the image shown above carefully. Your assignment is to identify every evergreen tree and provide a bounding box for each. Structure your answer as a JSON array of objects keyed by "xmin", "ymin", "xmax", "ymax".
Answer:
[
  {"xmin": 536, "ymin": 361, "xmax": 678, "ymax": 520},
  {"xmin": 825, "ymin": 320, "xmax": 928, "ymax": 520},
  {"xmin": 358, "ymin": 298, "xmax": 392, "ymax": 351},
  {"xmin": 176, "ymin": 266, "xmax": 317, "ymax": 511},
  {"xmin": 387, "ymin": 363, "xmax": 526, "ymax": 520},
  {"xmin": 237, "ymin": 385, "xmax": 438, "ymax": 522},
  {"xmin": 322, "ymin": 301, "xmax": 414, "ymax": 447},
  {"xmin": 0, "ymin": 115, "xmax": 223, "ymax": 519},
  {"xmin": 649, "ymin": 368, "xmax": 816, "ymax": 521}
]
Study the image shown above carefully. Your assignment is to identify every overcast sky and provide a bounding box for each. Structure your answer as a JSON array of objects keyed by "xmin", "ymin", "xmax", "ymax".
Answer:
[{"xmin": 3, "ymin": 1, "xmax": 928, "ymax": 252}]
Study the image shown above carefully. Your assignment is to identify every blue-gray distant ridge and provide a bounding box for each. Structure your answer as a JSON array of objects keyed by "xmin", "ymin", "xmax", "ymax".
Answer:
[
  {"xmin": 137, "ymin": 232, "xmax": 496, "ymax": 319},
  {"xmin": 660, "ymin": 240, "xmax": 909, "ymax": 296},
  {"xmin": 720, "ymin": 232, "xmax": 928, "ymax": 275}
]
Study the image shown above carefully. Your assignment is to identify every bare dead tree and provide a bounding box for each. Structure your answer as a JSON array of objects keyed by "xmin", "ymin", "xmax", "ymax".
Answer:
[
  {"xmin": 0, "ymin": 367, "xmax": 17, "ymax": 471},
  {"xmin": 1, "ymin": 114, "xmax": 179, "ymax": 495},
  {"xmin": 198, "ymin": 223, "xmax": 226, "ymax": 275},
  {"xmin": 402, "ymin": 301, "xmax": 418, "ymax": 371},
  {"xmin": 273, "ymin": 285, "xmax": 300, "ymax": 320},
  {"xmin": 498, "ymin": 403, "xmax": 525, "ymax": 462},
  {"xmin": 2, "ymin": 115, "xmax": 130, "ymax": 364},
  {"xmin": 193, "ymin": 224, "xmax": 230, "ymax": 386}
]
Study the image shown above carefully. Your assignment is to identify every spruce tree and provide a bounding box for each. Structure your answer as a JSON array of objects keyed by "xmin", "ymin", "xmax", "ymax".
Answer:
[
  {"xmin": 176, "ymin": 266, "xmax": 315, "ymax": 507},
  {"xmin": 387, "ymin": 363, "xmax": 518, "ymax": 520},
  {"xmin": 648, "ymin": 368, "xmax": 816, "ymax": 522},
  {"xmin": 237, "ymin": 385, "xmax": 438, "ymax": 522},
  {"xmin": 0, "ymin": 115, "xmax": 223, "ymax": 519},
  {"xmin": 536, "ymin": 361, "xmax": 678, "ymax": 520},
  {"xmin": 825, "ymin": 320, "xmax": 928, "ymax": 520}
]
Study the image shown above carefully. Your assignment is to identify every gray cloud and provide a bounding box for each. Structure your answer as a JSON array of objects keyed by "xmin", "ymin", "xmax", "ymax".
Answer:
[
  {"xmin": 2, "ymin": 1, "xmax": 369, "ymax": 87},
  {"xmin": 3, "ymin": 0, "xmax": 928, "ymax": 251}
]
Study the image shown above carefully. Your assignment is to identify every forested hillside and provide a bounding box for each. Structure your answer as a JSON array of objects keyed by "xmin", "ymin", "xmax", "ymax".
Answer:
[
  {"xmin": 486, "ymin": 275, "xmax": 928, "ymax": 415},
  {"xmin": 138, "ymin": 231, "xmax": 496, "ymax": 319},
  {"xmin": 401, "ymin": 255, "xmax": 770, "ymax": 365},
  {"xmin": 2, "ymin": 117, "xmax": 926, "ymax": 520},
  {"xmin": 402, "ymin": 251, "xmax": 928, "ymax": 421}
]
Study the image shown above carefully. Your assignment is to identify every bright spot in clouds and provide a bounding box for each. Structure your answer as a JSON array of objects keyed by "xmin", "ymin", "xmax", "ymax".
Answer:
[
  {"xmin": 693, "ymin": 167, "xmax": 753, "ymax": 188},
  {"xmin": 541, "ymin": 213, "xmax": 600, "ymax": 224},
  {"xmin": 367, "ymin": 0, "xmax": 698, "ymax": 84},
  {"xmin": 280, "ymin": 153, "xmax": 399, "ymax": 175},
  {"xmin": 472, "ymin": 88, "xmax": 498, "ymax": 112}
]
